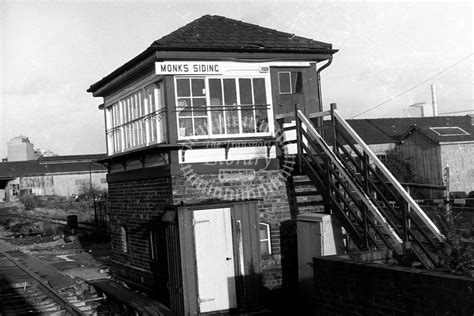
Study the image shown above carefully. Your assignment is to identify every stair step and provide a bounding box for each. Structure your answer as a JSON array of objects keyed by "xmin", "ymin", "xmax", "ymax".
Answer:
[
  {"xmin": 294, "ymin": 190, "xmax": 320, "ymax": 197},
  {"xmin": 297, "ymin": 201, "xmax": 325, "ymax": 207}
]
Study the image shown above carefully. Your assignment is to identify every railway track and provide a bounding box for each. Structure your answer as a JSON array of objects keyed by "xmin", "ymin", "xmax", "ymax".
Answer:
[{"xmin": 0, "ymin": 251, "xmax": 100, "ymax": 315}]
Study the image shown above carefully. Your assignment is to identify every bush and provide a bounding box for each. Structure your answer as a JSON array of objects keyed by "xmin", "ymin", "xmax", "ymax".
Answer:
[
  {"xmin": 19, "ymin": 194, "xmax": 39, "ymax": 211},
  {"xmin": 439, "ymin": 233, "xmax": 474, "ymax": 277},
  {"xmin": 77, "ymin": 183, "xmax": 105, "ymax": 201}
]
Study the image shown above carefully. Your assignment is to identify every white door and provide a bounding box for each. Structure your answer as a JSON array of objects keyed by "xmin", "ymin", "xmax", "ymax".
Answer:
[{"xmin": 193, "ymin": 208, "xmax": 237, "ymax": 313}]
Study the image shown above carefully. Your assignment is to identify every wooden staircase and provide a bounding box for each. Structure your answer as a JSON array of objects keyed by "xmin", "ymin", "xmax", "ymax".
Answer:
[{"xmin": 280, "ymin": 105, "xmax": 446, "ymax": 269}]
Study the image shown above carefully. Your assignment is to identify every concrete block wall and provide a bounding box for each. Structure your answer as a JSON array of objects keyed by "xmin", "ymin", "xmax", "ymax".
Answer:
[
  {"xmin": 441, "ymin": 143, "xmax": 474, "ymax": 193},
  {"xmin": 312, "ymin": 255, "xmax": 474, "ymax": 315}
]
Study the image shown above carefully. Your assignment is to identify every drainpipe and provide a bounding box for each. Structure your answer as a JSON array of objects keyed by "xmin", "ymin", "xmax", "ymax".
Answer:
[
  {"xmin": 316, "ymin": 56, "xmax": 333, "ymax": 113},
  {"xmin": 316, "ymin": 56, "xmax": 333, "ymax": 135}
]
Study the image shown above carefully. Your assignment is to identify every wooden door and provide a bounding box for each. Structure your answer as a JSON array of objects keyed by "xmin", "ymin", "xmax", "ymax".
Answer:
[
  {"xmin": 193, "ymin": 208, "xmax": 237, "ymax": 313},
  {"xmin": 270, "ymin": 65, "xmax": 320, "ymax": 121}
]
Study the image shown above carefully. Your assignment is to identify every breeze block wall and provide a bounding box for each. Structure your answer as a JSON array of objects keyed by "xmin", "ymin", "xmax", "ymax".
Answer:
[
  {"xmin": 107, "ymin": 176, "xmax": 172, "ymax": 297},
  {"xmin": 172, "ymin": 168, "xmax": 292, "ymax": 289},
  {"xmin": 312, "ymin": 255, "xmax": 474, "ymax": 316}
]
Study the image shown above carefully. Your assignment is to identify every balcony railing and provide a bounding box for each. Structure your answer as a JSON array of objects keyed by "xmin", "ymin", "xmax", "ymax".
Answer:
[{"xmin": 106, "ymin": 108, "xmax": 167, "ymax": 155}]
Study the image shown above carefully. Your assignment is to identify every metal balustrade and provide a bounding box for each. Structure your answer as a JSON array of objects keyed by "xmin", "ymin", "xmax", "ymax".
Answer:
[{"xmin": 106, "ymin": 108, "xmax": 167, "ymax": 155}]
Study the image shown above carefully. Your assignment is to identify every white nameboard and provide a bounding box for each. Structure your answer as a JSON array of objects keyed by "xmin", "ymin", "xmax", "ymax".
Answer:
[{"xmin": 156, "ymin": 62, "xmax": 225, "ymax": 75}]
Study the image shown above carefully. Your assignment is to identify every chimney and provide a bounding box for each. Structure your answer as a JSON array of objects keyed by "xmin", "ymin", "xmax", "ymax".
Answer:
[{"xmin": 431, "ymin": 85, "xmax": 438, "ymax": 117}]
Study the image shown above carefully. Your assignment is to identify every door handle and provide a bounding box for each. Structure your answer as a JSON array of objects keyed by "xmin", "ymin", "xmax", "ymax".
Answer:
[{"xmin": 226, "ymin": 257, "xmax": 232, "ymax": 261}]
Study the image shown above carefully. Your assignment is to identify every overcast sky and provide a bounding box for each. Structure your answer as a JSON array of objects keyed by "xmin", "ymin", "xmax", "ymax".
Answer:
[{"xmin": 1, "ymin": 0, "xmax": 473, "ymax": 158}]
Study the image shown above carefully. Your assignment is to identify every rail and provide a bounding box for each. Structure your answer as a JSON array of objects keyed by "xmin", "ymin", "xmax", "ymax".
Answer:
[{"xmin": 2, "ymin": 251, "xmax": 84, "ymax": 315}]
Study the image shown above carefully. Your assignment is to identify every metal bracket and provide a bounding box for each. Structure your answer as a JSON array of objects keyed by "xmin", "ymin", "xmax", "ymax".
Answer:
[
  {"xmin": 192, "ymin": 219, "xmax": 210, "ymax": 226},
  {"xmin": 225, "ymin": 143, "xmax": 230, "ymax": 160},
  {"xmin": 138, "ymin": 155, "xmax": 146, "ymax": 167},
  {"xmin": 198, "ymin": 297, "xmax": 215, "ymax": 304},
  {"xmin": 266, "ymin": 143, "xmax": 273, "ymax": 158}
]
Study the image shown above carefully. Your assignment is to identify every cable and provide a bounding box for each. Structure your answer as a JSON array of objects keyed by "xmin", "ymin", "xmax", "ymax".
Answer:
[{"xmin": 350, "ymin": 53, "xmax": 473, "ymax": 119}]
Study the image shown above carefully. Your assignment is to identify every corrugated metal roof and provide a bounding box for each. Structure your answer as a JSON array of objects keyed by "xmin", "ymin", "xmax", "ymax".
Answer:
[{"xmin": 0, "ymin": 155, "xmax": 107, "ymax": 180}]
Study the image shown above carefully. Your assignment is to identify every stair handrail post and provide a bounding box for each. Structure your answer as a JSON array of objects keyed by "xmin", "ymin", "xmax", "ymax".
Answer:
[
  {"xmin": 401, "ymin": 185, "xmax": 412, "ymax": 264},
  {"xmin": 295, "ymin": 103, "xmax": 302, "ymax": 173},
  {"xmin": 362, "ymin": 152, "xmax": 370, "ymax": 250},
  {"xmin": 330, "ymin": 103, "xmax": 338, "ymax": 153}
]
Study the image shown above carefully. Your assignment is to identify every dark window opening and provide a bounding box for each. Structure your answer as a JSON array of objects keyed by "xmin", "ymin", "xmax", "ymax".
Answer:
[{"xmin": 279, "ymin": 71, "xmax": 303, "ymax": 94}]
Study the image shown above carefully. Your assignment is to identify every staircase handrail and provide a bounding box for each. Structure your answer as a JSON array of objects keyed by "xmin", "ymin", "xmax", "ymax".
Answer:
[
  {"xmin": 331, "ymin": 109, "xmax": 445, "ymax": 242},
  {"xmin": 297, "ymin": 110, "xmax": 404, "ymax": 250}
]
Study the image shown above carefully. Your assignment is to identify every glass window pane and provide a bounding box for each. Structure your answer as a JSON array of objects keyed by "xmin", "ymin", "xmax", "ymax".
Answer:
[
  {"xmin": 259, "ymin": 225, "xmax": 268, "ymax": 239},
  {"xmin": 239, "ymin": 79, "xmax": 252, "ymax": 105},
  {"xmin": 154, "ymin": 84, "xmax": 163, "ymax": 110},
  {"xmin": 225, "ymin": 110, "xmax": 239, "ymax": 134},
  {"xmin": 241, "ymin": 107, "xmax": 255, "ymax": 133},
  {"xmin": 176, "ymin": 79, "xmax": 190, "ymax": 97},
  {"xmin": 209, "ymin": 79, "xmax": 223, "ymax": 105},
  {"xmin": 211, "ymin": 110, "xmax": 225, "ymax": 134},
  {"xmin": 193, "ymin": 98, "xmax": 207, "ymax": 116},
  {"xmin": 253, "ymin": 78, "xmax": 267, "ymax": 105},
  {"xmin": 223, "ymin": 79, "xmax": 237, "ymax": 105},
  {"xmin": 291, "ymin": 72, "xmax": 303, "ymax": 93},
  {"xmin": 256, "ymin": 109, "xmax": 269, "ymax": 132},
  {"xmin": 178, "ymin": 118, "xmax": 193, "ymax": 137},
  {"xmin": 279, "ymin": 72, "xmax": 291, "ymax": 93},
  {"xmin": 177, "ymin": 98, "xmax": 192, "ymax": 113},
  {"xmin": 260, "ymin": 241, "xmax": 269, "ymax": 256},
  {"xmin": 192, "ymin": 79, "xmax": 205, "ymax": 97},
  {"xmin": 194, "ymin": 118, "xmax": 208, "ymax": 135}
]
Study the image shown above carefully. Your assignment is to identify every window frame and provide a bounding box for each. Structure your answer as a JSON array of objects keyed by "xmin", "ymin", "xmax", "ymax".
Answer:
[
  {"xmin": 105, "ymin": 81, "xmax": 166, "ymax": 155},
  {"xmin": 259, "ymin": 223, "xmax": 272, "ymax": 256},
  {"xmin": 149, "ymin": 229, "xmax": 159, "ymax": 261},
  {"xmin": 278, "ymin": 71, "xmax": 303, "ymax": 94},
  {"xmin": 120, "ymin": 226, "xmax": 129, "ymax": 254},
  {"xmin": 175, "ymin": 75, "xmax": 273, "ymax": 140}
]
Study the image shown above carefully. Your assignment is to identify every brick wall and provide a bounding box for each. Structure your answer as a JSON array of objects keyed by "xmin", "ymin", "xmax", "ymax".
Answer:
[
  {"xmin": 107, "ymin": 169, "xmax": 294, "ymax": 293},
  {"xmin": 107, "ymin": 177, "xmax": 172, "ymax": 298},
  {"xmin": 172, "ymin": 169, "xmax": 292, "ymax": 289},
  {"xmin": 312, "ymin": 255, "xmax": 474, "ymax": 315}
]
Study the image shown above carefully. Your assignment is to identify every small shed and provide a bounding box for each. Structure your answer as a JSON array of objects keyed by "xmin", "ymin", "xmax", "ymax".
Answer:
[{"xmin": 398, "ymin": 116, "xmax": 474, "ymax": 192}]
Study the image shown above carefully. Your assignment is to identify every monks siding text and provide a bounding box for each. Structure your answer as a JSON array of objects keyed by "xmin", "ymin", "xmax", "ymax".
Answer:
[{"xmin": 159, "ymin": 63, "xmax": 220, "ymax": 73}]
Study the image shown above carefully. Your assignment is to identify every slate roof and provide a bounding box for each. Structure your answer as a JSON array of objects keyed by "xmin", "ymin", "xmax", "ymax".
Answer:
[
  {"xmin": 0, "ymin": 155, "xmax": 107, "ymax": 180},
  {"xmin": 152, "ymin": 15, "xmax": 334, "ymax": 52},
  {"xmin": 88, "ymin": 15, "xmax": 336, "ymax": 94}
]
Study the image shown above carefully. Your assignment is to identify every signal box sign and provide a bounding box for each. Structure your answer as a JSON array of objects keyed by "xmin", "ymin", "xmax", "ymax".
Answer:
[{"xmin": 156, "ymin": 62, "xmax": 225, "ymax": 75}]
